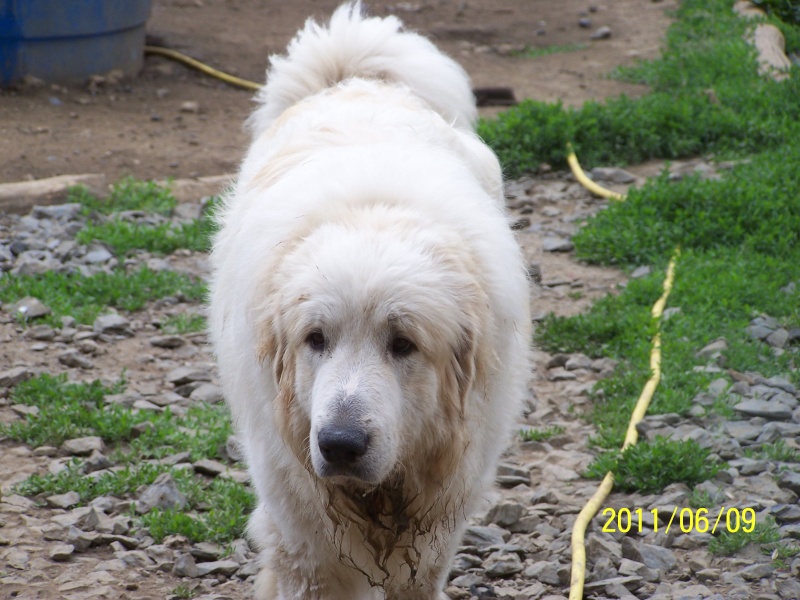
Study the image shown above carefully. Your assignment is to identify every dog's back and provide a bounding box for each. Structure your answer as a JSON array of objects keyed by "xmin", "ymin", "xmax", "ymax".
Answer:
[{"xmin": 247, "ymin": 1, "xmax": 476, "ymax": 138}]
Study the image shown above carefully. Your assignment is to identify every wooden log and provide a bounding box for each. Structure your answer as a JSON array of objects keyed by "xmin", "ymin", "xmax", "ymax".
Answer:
[{"xmin": 0, "ymin": 174, "xmax": 107, "ymax": 214}]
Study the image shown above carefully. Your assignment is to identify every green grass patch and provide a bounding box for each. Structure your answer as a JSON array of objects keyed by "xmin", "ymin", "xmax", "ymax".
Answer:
[
  {"xmin": 76, "ymin": 217, "xmax": 215, "ymax": 258},
  {"xmin": 0, "ymin": 266, "xmax": 206, "ymax": 327},
  {"xmin": 688, "ymin": 488, "xmax": 714, "ymax": 509},
  {"xmin": 538, "ymin": 247, "xmax": 800, "ymax": 447},
  {"xmin": 161, "ymin": 313, "xmax": 207, "ymax": 335},
  {"xmin": 519, "ymin": 425, "xmax": 566, "ymax": 442},
  {"xmin": 7, "ymin": 374, "xmax": 252, "ymax": 544},
  {"xmin": 708, "ymin": 514, "xmax": 781, "ymax": 556},
  {"xmin": 584, "ymin": 437, "xmax": 722, "ymax": 493},
  {"xmin": 744, "ymin": 440, "xmax": 800, "ymax": 462},
  {"xmin": 573, "ymin": 151, "xmax": 800, "ymax": 266},
  {"xmin": 70, "ymin": 177, "xmax": 177, "ymax": 216},
  {"xmin": 3, "ymin": 374, "xmax": 231, "ymax": 459},
  {"xmin": 478, "ymin": 0, "xmax": 800, "ymax": 177},
  {"xmin": 753, "ymin": 0, "xmax": 800, "ymax": 25}
]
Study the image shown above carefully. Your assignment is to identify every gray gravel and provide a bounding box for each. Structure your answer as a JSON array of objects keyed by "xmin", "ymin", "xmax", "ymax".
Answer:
[{"xmin": 1, "ymin": 175, "xmax": 799, "ymax": 600}]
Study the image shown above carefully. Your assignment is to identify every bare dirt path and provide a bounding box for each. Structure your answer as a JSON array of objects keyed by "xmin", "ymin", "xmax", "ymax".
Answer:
[{"xmin": 0, "ymin": 0, "xmax": 675, "ymax": 185}]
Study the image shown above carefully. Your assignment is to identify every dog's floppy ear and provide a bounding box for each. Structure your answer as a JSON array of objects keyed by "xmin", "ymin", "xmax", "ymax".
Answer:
[
  {"xmin": 257, "ymin": 309, "xmax": 310, "ymax": 464},
  {"xmin": 438, "ymin": 323, "xmax": 479, "ymax": 422}
]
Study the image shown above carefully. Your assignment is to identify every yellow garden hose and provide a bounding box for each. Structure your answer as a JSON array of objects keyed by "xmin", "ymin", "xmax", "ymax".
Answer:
[
  {"xmin": 144, "ymin": 45, "xmax": 262, "ymax": 91},
  {"xmin": 566, "ymin": 144, "xmax": 626, "ymax": 201},
  {"xmin": 566, "ymin": 147, "xmax": 680, "ymax": 600}
]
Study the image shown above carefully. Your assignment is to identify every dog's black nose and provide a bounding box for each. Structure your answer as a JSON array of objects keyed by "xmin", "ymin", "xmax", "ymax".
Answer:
[{"xmin": 318, "ymin": 426, "xmax": 369, "ymax": 466}]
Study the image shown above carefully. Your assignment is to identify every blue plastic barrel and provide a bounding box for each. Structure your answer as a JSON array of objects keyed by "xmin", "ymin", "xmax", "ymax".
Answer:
[{"xmin": 0, "ymin": 0, "xmax": 152, "ymax": 86}]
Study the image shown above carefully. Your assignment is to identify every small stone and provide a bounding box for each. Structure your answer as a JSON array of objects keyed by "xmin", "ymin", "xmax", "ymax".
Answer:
[
  {"xmin": 5, "ymin": 548, "xmax": 30, "ymax": 569},
  {"xmin": 578, "ymin": 17, "xmax": 592, "ymax": 28},
  {"xmin": 67, "ymin": 526, "xmax": 99, "ymax": 552},
  {"xmin": 777, "ymin": 471, "xmax": 800, "ymax": 495},
  {"xmin": 484, "ymin": 553, "xmax": 523, "ymax": 578},
  {"xmin": 621, "ymin": 538, "xmax": 676, "ymax": 574},
  {"xmin": 483, "ymin": 501, "xmax": 526, "ymax": 528},
  {"xmin": 0, "ymin": 366, "xmax": 33, "ymax": 387},
  {"xmin": 450, "ymin": 573, "xmax": 485, "ymax": 588},
  {"xmin": 548, "ymin": 367, "xmax": 577, "ymax": 381},
  {"xmin": 738, "ymin": 562, "xmax": 773, "ymax": 580},
  {"xmin": 28, "ymin": 324, "xmax": 56, "ymax": 340},
  {"xmin": 189, "ymin": 383, "xmax": 224, "ymax": 403},
  {"xmin": 769, "ymin": 504, "xmax": 800, "ymax": 523},
  {"xmin": 61, "ymin": 436, "xmax": 104, "ymax": 456},
  {"xmin": 777, "ymin": 578, "xmax": 800, "ymax": 599},
  {"xmin": 697, "ymin": 338, "xmax": 727, "ymax": 358},
  {"xmin": 462, "ymin": 525, "xmax": 509, "ymax": 550},
  {"xmin": 591, "ymin": 25, "xmax": 612, "ymax": 39},
  {"xmin": 524, "ymin": 561, "xmax": 561, "ymax": 585},
  {"xmin": 766, "ymin": 328, "xmax": 789, "ymax": 348},
  {"xmin": 746, "ymin": 324, "xmax": 775, "ymax": 340},
  {"xmin": 193, "ymin": 458, "xmax": 228, "ymax": 477},
  {"xmin": 542, "ymin": 236, "xmax": 574, "ymax": 252},
  {"xmin": 84, "ymin": 245, "xmax": 113, "ymax": 264},
  {"xmin": 173, "ymin": 552, "xmax": 200, "ymax": 577},
  {"xmin": 116, "ymin": 549, "xmax": 155, "ymax": 568},
  {"xmin": 11, "ymin": 403, "xmax": 39, "ymax": 417},
  {"xmin": 618, "ymin": 558, "xmax": 659, "ymax": 582},
  {"xmin": 695, "ymin": 568, "xmax": 721, "ymax": 582},
  {"xmin": 31, "ymin": 203, "xmax": 82, "ymax": 221},
  {"xmin": 49, "ymin": 543, "xmax": 75, "ymax": 561},
  {"xmin": 93, "ymin": 313, "xmax": 131, "ymax": 335},
  {"xmin": 58, "ymin": 349, "xmax": 94, "ymax": 369},
  {"xmin": 180, "ymin": 100, "xmax": 200, "ymax": 113},
  {"xmin": 9, "ymin": 296, "xmax": 51, "ymax": 319},
  {"xmin": 135, "ymin": 472, "xmax": 188, "ymax": 514},
  {"xmin": 196, "ymin": 559, "xmax": 240, "ymax": 576},
  {"xmin": 630, "ymin": 266, "xmax": 651, "ymax": 279},
  {"xmin": 46, "ymin": 491, "xmax": 81, "ymax": 509},
  {"xmin": 591, "ymin": 167, "xmax": 637, "ymax": 184},
  {"xmin": 587, "ymin": 534, "xmax": 623, "ymax": 567},
  {"xmin": 565, "ymin": 353, "xmax": 592, "ymax": 370},
  {"xmin": 166, "ymin": 365, "xmax": 213, "ymax": 386},
  {"xmin": 734, "ymin": 399, "xmax": 792, "ymax": 420},
  {"xmin": 149, "ymin": 334, "xmax": 186, "ymax": 348}
]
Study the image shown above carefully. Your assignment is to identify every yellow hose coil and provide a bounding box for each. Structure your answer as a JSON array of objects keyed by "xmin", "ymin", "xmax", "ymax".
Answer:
[
  {"xmin": 566, "ymin": 146, "xmax": 679, "ymax": 600},
  {"xmin": 144, "ymin": 45, "xmax": 262, "ymax": 91}
]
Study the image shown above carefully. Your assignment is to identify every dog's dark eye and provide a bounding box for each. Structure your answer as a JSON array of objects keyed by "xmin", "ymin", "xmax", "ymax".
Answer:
[
  {"xmin": 307, "ymin": 330, "xmax": 326, "ymax": 351},
  {"xmin": 390, "ymin": 336, "xmax": 416, "ymax": 357}
]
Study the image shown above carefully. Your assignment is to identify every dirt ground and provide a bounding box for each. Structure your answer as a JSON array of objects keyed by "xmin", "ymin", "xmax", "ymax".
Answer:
[{"xmin": 0, "ymin": 0, "xmax": 674, "ymax": 185}]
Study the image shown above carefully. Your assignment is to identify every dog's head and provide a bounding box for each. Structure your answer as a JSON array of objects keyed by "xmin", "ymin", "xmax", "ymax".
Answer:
[{"xmin": 256, "ymin": 207, "xmax": 489, "ymax": 487}]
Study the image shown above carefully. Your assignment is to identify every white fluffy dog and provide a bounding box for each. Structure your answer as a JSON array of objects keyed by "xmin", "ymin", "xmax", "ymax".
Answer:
[{"xmin": 209, "ymin": 3, "xmax": 531, "ymax": 599}]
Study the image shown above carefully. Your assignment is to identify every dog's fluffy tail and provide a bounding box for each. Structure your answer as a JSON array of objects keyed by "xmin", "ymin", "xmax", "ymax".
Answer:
[{"xmin": 247, "ymin": 1, "xmax": 477, "ymax": 138}]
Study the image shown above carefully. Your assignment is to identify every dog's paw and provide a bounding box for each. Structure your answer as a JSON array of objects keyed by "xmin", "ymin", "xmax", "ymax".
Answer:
[{"xmin": 253, "ymin": 566, "xmax": 279, "ymax": 600}]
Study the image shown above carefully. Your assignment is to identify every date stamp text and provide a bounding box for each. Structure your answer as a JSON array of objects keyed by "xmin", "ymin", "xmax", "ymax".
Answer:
[{"xmin": 600, "ymin": 507, "xmax": 756, "ymax": 535}]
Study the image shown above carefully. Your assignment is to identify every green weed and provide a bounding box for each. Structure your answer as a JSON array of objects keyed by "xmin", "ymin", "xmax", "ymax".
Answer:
[
  {"xmin": 71, "ymin": 177, "xmax": 177, "ymax": 216},
  {"xmin": 744, "ymin": 440, "xmax": 800, "ymax": 463},
  {"xmin": 0, "ymin": 267, "xmax": 206, "ymax": 327},
  {"xmin": 519, "ymin": 425, "xmax": 566, "ymax": 442},
  {"xmin": 161, "ymin": 313, "xmax": 207, "ymax": 335},
  {"xmin": 688, "ymin": 488, "xmax": 713, "ymax": 509},
  {"xmin": 584, "ymin": 437, "xmax": 721, "ymax": 493},
  {"xmin": 478, "ymin": 0, "xmax": 800, "ymax": 177},
  {"xmin": 8, "ymin": 374, "xmax": 251, "ymax": 545},
  {"xmin": 76, "ymin": 218, "xmax": 214, "ymax": 258},
  {"xmin": 709, "ymin": 515, "xmax": 781, "ymax": 556}
]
